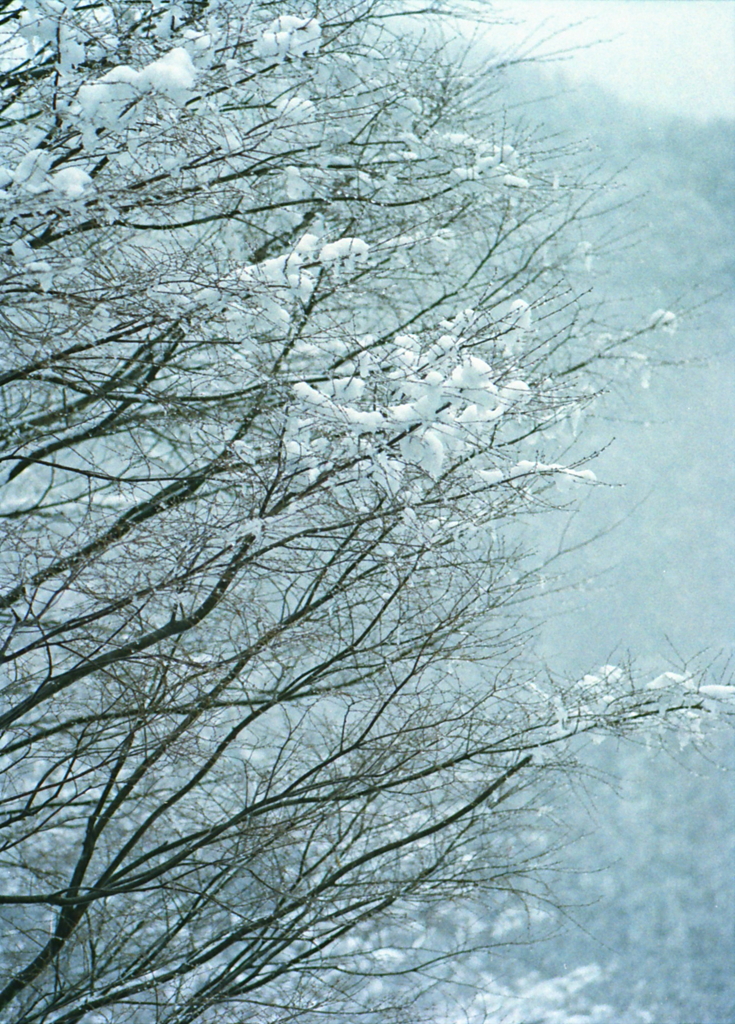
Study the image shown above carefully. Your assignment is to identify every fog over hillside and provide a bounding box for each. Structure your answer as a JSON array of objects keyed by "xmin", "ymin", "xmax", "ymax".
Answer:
[{"xmin": 489, "ymin": 65, "xmax": 735, "ymax": 1024}]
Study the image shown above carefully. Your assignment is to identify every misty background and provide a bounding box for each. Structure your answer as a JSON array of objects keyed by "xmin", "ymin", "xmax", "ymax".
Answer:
[{"xmin": 467, "ymin": 6, "xmax": 734, "ymax": 1020}]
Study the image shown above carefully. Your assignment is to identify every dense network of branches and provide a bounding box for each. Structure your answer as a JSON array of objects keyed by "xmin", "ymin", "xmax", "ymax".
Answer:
[{"xmin": 0, "ymin": 3, "xmax": 715, "ymax": 1022}]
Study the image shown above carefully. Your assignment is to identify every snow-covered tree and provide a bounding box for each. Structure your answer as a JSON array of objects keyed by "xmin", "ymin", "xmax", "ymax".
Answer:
[{"xmin": 0, "ymin": 2, "xmax": 727, "ymax": 1021}]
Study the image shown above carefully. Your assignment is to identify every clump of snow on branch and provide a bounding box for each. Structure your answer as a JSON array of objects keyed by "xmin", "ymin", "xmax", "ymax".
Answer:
[
  {"xmin": 75, "ymin": 47, "xmax": 197, "ymax": 126},
  {"xmin": 649, "ymin": 308, "xmax": 677, "ymax": 333},
  {"xmin": 253, "ymin": 15, "xmax": 322, "ymax": 60},
  {"xmin": 451, "ymin": 140, "xmax": 530, "ymax": 187},
  {"xmin": 319, "ymin": 236, "xmax": 370, "ymax": 268},
  {"xmin": 51, "ymin": 167, "xmax": 92, "ymax": 198}
]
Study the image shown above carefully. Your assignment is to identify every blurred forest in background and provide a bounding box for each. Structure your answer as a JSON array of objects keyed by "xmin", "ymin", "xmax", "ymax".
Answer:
[{"xmin": 485, "ymin": 63, "xmax": 735, "ymax": 1024}]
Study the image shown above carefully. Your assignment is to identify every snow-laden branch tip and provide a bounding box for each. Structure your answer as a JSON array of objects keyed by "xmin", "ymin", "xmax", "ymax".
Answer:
[
  {"xmin": 75, "ymin": 47, "xmax": 197, "ymax": 123},
  {"xmin": 253, "ymin": 15, "xmax": 322, "ymax": 61}
]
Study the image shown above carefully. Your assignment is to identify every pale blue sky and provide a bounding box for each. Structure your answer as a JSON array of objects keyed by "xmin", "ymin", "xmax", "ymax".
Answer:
[{"xmin": 485, "ymin": 1, "xmax": 735, "ymax": 120}]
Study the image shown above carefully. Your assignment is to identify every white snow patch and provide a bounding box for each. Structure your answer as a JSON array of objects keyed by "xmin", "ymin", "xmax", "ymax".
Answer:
[
  {"xmin": 577, "ymin": 673, "xmax": 601, "ymax": 688},
  {"xmin": 698, "ymin": 684, "xmax": 735, "ymax": 699},
  {"xmin": 76, "ymin": 48, "xmax": 196, "ymax": 122},
  {"xmin": 51, "ymin": 167, "xmax": 92, "ymax": 198},
  {"xmin": 315, "ymin": 377, "xmax": 365, "ymax": 401},
  {"xmin": 449, "ymin": 356, "xmax": 503, "ymax": 410},
  {"xmin": 647, "ymin": 671, "xmax": 692, "ymax": 690},
  {"xmin": 499, "ymin": 379, "xmax": 531, "ymax": 405},
  {"xmin": 418, "ymin": 429, "xmax": 444, "ymax": 478},
  {"xmin": 598, "ymin": 665, "xmax": 624, "ymax": 683},
  {"xmin": 475, "ymin": 468, "xmax": 504, "ymax": 485},
  {"xmin": 13, "ymin": 149, "xmax": 52, "ymax": 192},
  {"xmin": 140, "ymin": 47, "xmax": 197, "ymax": 99},
  {"xmin": 319, "ymin": 237, "xmax": 370, "ymax": 266},
  {"xmin": 275, "ymin": 95, "xmax": 315, "ymax": 124},
  {"xmin": 76, "ymin": 65, "xmax": 144, "ymax": 121},
  {"xmin": 509, "ymin": 298, "xmax": 532, "ymax": 330},
  {"xmin": 401, "ymin": 429, "xmax": 445, "ymax": 479},
  {"xmin": 59, "ymin": 24, "xmax": 85, "ymax": 70},
  {"xmin": 508, "ymin": 461, "xmax": 596, "ymax": 482},
  {"xmin": 293, "ymin": 232, "xmax": 321, "ymax": 256},
  {"xmin": 284, "ymin": 165, "xmax": 311, "ymax": 198},
  {"xmin": 341, "ymin": 407, "xmax": 384, "ymax": 431},
  {"xmin": 293, "ymin": 381, "xmax": 328, "ymax": 406},
  {"xmin": 451, "ymin": 166, "xmax": 477, "ymax": 181},
  {"xmin": 254, "ymin": 16, "xmax": 321, "ymax": 60},
  {"xmin": 238, "ymin": 245, "xmax": 317, "ymax": 302},
  {"xmin": 648, "ymin": 308, "xmax": 677, "ymax": 333}
]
